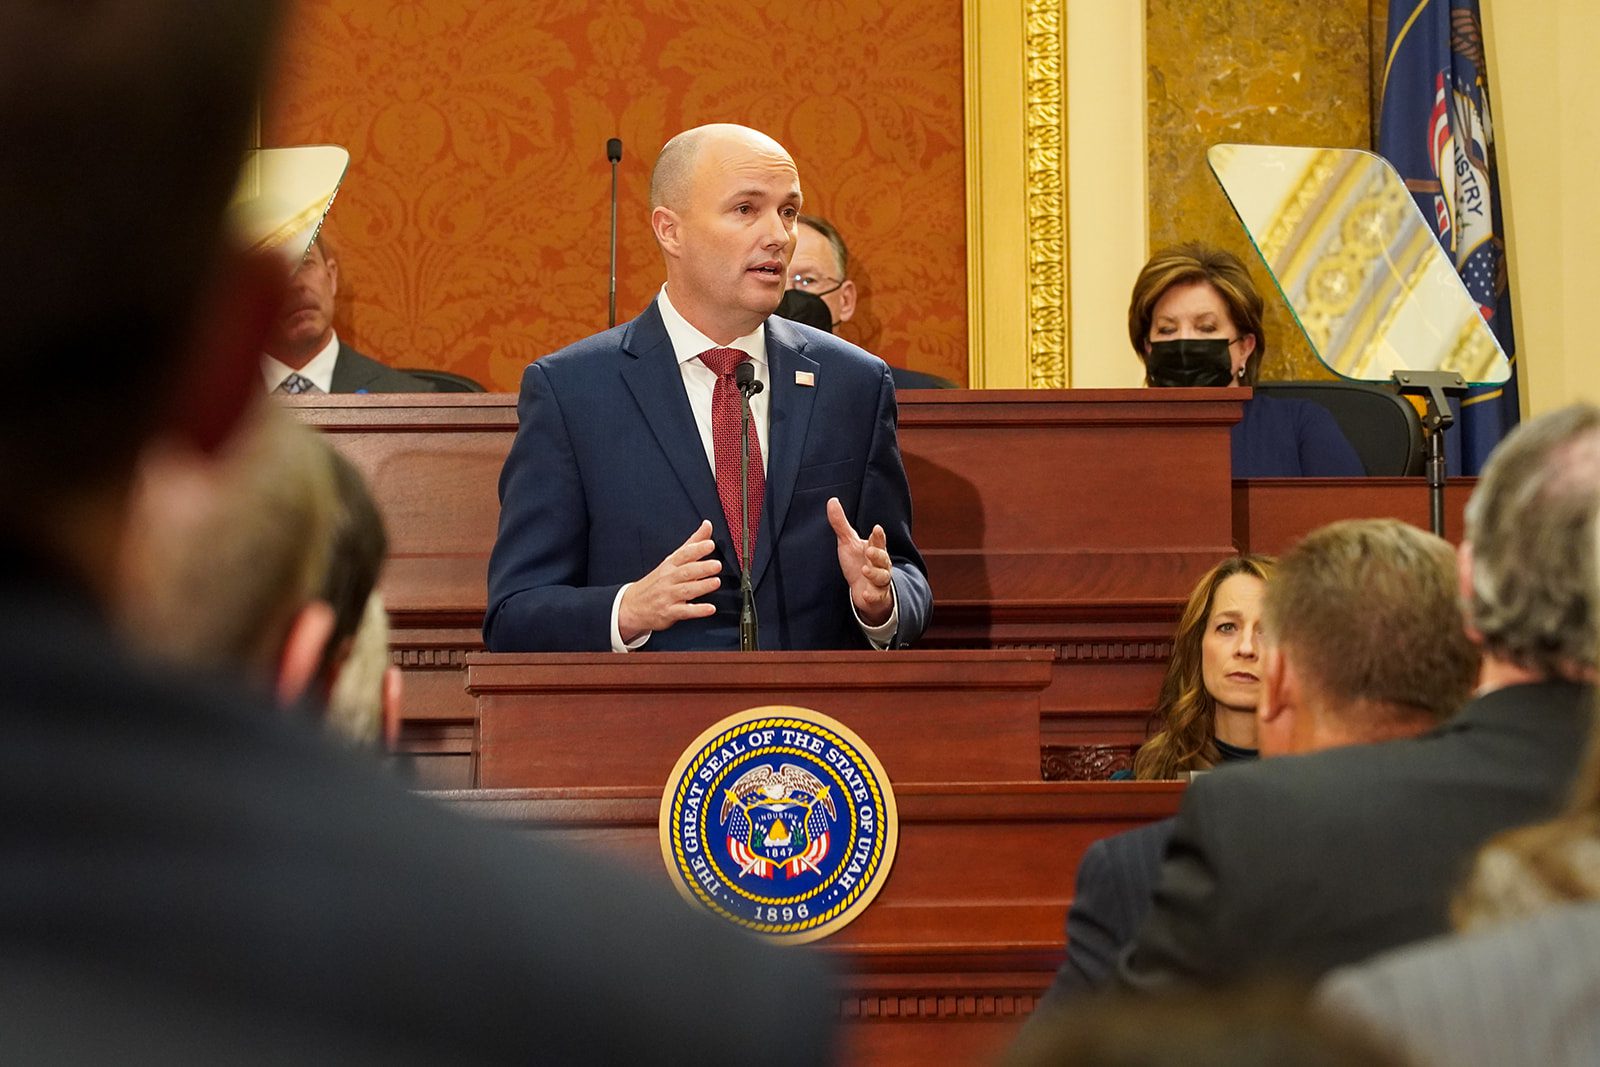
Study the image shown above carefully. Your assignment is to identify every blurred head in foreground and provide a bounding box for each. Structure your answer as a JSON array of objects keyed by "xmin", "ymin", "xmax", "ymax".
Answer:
[
  {"xmin": 0, "ymin": 0, "xmax": 287, "ymax": 600},
  {"xmin": 122, "ymin": 411, "xmax": 398, "ymax": 744}
]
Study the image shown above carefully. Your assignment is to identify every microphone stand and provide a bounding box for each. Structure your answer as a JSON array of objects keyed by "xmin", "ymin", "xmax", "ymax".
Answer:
[
  {"xmin": 735, "ymin": 362, "xmax": 763, "ymax": 651},
  {"xmin": 606, "ymin": 137, "xmax": 622, "ymax": 328},
  {"xmin": 1392, "ymin": 369, "xmax": 1467, "ymax": 536}
]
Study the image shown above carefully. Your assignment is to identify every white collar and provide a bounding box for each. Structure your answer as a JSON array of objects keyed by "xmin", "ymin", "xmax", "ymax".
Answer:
[
  {"xmin": 656, "ymin": 287, "xmax": 767, "ymax": 370},
  {"xmin": 262, "ymin": 330, "xmax": 340, "ymax": 392}
]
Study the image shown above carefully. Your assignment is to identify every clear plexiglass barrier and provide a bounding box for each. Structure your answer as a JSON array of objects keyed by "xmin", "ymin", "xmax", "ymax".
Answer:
[
  {"xmin": 1207, "ymin": 144, "xmax": 1510, "ymax": 386},
  {"xmin": 228, "ymin": 144, "xmax": 349, "ymax": 275}
]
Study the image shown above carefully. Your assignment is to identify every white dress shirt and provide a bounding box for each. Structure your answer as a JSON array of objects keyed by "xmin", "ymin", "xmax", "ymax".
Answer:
[
  {"xmin": 262, "ymin": 331, "xmax": 339, "ymax": 393},
  {"xmin": 609, "ymin": 289, "xmax": 897, "ymax": 651}
]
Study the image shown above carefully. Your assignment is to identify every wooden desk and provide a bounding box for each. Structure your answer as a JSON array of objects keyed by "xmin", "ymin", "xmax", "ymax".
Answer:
[
  {"xmin": 1234, "ymin": 476, "xmax": 1475, "ymax": 554},
  {"xmin": 293, "ymin": 393, "xmax": 1474, "ymax": 785},
  {"xmin": 295, "ymin": 390, "xmax": 1245, "ymax": 785},
  {"xmin": 469, "ymin": 649, "xmax": 1054, "ymax": 789},
  {"xmin": 439, "ymin": 780, "xmax": 1185, "ymax": 1067}
]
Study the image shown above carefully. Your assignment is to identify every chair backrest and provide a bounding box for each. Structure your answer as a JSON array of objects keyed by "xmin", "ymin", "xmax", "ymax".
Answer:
[
  {"xmin": 1254, "ymin": 381, "xmax": 1425, "ymax": 476},
  {"xmin": 890, "ymin": 366, "xmax": 960, "ymax": 390},
  {"xmin": 400, "ymin": 368, "xmax": 487, "ymax": 393}
]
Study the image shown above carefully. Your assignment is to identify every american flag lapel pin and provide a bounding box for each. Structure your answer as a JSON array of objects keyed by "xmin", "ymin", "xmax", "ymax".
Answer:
[{"xmin": 795, "ymin": 370, "xmax": 815, "ymax": 387}]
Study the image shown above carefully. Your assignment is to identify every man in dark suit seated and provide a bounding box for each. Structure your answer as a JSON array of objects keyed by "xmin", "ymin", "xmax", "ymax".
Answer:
[
  {"xmin": 1029, "ymin": 520, "xmax": 1472, "ymax": 1017},
  {"xmin": 1118, "ymin": 409, "xmax": 1600, "ymax": 988},
  {"xmin": 0, "ymin": 3, "xmax": 833, "ymax": 1060},
  {"xmin": 779, "ymin": 213, "xmax": 960, "ymax": 390},
  {"xmin": 261, "ymin": 237, "xmax": 435, "ymax": 394},
  {"xmin": 485, "ymin": 124, "xmax": 932, "ymax": 652}
]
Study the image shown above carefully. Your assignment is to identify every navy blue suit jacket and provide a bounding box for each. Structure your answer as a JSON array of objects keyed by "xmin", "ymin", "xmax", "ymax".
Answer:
[
  {"xmin": 484, "ymin": 303, "xmax": 931, "ymax": 652},
  {"xmin": 1055, "ymin": 819, "xmax": 1175, "ymax": 993},
  {"xmin": 1021, "ymin": 818, "xmax": 1175, "ymax": 1040}
]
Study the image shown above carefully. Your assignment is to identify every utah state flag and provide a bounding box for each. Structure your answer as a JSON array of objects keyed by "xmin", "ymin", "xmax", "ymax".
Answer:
[{"xmin": 1378, "ymin": 0, "xmax": 1518, "ymax": 474}]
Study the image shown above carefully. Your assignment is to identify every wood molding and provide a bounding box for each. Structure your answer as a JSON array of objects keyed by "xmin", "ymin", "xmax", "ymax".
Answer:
[{"xmin": 963, "ymin": 1, "xmax": 1029, "ymax": 388}]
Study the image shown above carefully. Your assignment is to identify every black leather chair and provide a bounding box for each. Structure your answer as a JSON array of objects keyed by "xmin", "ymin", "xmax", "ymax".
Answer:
[
  {"xmin": 400, "ymin": 368, "xmax": 487, "ymax": 393},
  {"xmin": 1254, "ymin": 381, "xmax": 1425, "ymax": 476},
  {"xmin": 890, "ymin": 366, "xmax": 960, "ymax": 390}
]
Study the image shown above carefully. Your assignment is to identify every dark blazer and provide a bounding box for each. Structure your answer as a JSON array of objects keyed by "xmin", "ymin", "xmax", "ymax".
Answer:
[
  {"xmin": 1117, "ymin": 682, "xmax": 1595, "ymax": 990},
  {"xmin": 1232, "ymin": 394, "xmax": 1363, "ymax": 477},
  {"xmin": 0, "ymin": 571, "xmax": 835, "ymax": 1063},
  {"xmin": 329, "ymin": 342, "xmax": 436, "ymax": 393},
  {"xmin": 1021, "ymin": 817, "xmax": 1174, "ymax": 1043},
  {"xmin": 1053, "ymin": 819, "xmax": 1175, "ymax": 995},
  {"xmin": 484, "ymin": 303, "xmax": 931, "ymax": 652}
]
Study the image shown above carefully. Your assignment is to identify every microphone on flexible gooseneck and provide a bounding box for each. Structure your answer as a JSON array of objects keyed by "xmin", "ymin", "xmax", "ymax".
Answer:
[
  {"xmin": 606, "ymin": 137, "xmax": 622, "ymax": 328},
  {"xmin": 734, "ymin": 360, "xmax": 763, "ymax": 652}
]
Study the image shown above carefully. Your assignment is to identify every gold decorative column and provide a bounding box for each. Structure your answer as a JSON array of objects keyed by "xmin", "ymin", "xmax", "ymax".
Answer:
[
  {"xmin": 1023, "ymin": 0, "xmax": 1068, "ymax": 388},
  {"xmin": 965, "ymin": 0, "xmax": 1146, "ymax": 389}
]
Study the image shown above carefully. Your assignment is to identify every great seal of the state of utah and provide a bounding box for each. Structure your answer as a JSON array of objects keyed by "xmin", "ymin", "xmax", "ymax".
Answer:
[{"xmin": 659, "ymin": 706, "xmax": 898, "ymax": 943}]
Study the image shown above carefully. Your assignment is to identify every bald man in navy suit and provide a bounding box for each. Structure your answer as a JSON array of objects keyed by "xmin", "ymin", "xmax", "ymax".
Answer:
[{"xmin": 486, "ymin": 124, "xmax": 931, "ymax": 652}]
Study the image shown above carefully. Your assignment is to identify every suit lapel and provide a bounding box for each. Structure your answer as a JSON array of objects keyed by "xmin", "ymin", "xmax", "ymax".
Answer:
[
  {"xmin": 619, "ymin": 306, "xmax": 733, "ymax": 557},
  {"xmin": 752, "ymin": 318, "xmax": 819, "ymax": 588}
]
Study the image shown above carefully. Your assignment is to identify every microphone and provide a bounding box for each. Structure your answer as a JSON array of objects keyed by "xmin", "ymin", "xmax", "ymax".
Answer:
[
  {"xmin": 734, "ymin": 361, "xmax": 763, "ymax": 651},
  {"xmin": 606, "ymin": 138, "xmax": 622, "ymax": 328},
  {"xmin": 734, "ymin": 359, "xmax": 763, "ymax": 399}
]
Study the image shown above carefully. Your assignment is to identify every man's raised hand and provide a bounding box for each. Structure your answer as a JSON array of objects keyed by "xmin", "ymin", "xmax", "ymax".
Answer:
[
  {"xmin": 826, "ymin": 497, "xmax": 893, "ymax": 626},
  {"xmin": 618, "ymin": 520, "xmax": 721, "ymax": 642}
]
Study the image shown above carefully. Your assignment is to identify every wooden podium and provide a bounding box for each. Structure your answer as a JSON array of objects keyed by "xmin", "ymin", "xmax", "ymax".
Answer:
[
  {"xmin": 296, "ymin": 389, "xmax": 1247, "ymax": 785},
  {"xmin": 469, "ymin": 650, "xmax": 1054, "ymax": 788},
  {"xmin": 451, "ymin": 647, "xmax": 1184, "ymax": 1066}
]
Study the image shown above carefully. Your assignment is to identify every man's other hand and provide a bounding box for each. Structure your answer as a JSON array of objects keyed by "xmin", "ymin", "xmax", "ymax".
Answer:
[
  {"xmin": 826, "ymin": 497, "xmax": 893, "ymax": 626},
  {"xmin": 618, "ymin": 520, "xmax": 721, "ymax": 642}
]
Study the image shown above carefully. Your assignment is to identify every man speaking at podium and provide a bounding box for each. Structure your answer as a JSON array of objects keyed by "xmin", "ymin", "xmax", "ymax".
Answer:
[{"xmin": 486, "ymin": 124, "xmax": 931, "ymax": 652}]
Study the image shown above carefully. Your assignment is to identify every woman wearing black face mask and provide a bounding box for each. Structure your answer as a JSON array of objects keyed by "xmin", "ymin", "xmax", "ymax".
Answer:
[{"xmin": 1128, "ymin": 243, "xmax": 1362, "ymax": 477}]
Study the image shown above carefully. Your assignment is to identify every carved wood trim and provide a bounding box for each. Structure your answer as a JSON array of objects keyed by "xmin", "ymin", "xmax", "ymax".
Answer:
[
  {"xmin": 391, "ymin": 648, "xmax": 468, "ymax": 669},
  {"xmin": 1041, "ymin": 744, "xmax": 1137, "ymax": 781},
  {"xmin": 995, "ymin": 640, "xmax": 1172, "ymax": 662},
  {"xmin": 840, "ymin": 992, "xmax": 1042, "ymax": 1020}
]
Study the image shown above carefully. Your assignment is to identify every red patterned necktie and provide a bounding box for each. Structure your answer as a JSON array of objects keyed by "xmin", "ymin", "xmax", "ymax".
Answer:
[{"xmin": 699, "ymin": 347, "xmax": 765, "ymax": 570}]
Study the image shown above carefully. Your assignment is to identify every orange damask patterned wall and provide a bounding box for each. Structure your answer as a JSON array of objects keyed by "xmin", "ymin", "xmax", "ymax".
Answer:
[{"xmin": 264, "ymin": 0, "xmax": 968, "ymax": 391}]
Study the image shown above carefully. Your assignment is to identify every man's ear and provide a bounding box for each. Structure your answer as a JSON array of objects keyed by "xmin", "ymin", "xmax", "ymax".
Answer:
[
  {"xmin": 1259, "ymin": 644, "xmax": 1289, "ymax": 725},
  {"xmin": 275, "ymin": 600, "xmax": 337, "ymax": 708},
  {"xmin": 1256, "ymin": 643, "xmax": 1297, "ymax": 758},
  {"xmin": 836, "ymin": 279, "xmax": 858, "ymax": 325},
  {"xmin": 167, "ymin": 247, "xmax": 286, "ymax": 455},
  {"xmin": 1458, "ymin": 540, "xmax": 1484, "ymax": 645},
  {"xmin": 651, "ymin": 206, "xmax": 681, "ymax": 258}
]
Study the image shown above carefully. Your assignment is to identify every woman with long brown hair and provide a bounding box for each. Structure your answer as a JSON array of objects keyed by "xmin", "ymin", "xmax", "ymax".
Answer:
[{"xmin": 1132, "ymin": 553, "xmax": 1276, "ymax": 780}]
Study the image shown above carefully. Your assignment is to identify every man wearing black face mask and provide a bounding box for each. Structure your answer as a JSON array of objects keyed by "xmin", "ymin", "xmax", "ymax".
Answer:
[
  {"xmin": 780, "ymin": 215, "xmax": 958, "ymax": 390},
  {"xmin": 1130, "ymin": 243, "xmax": 1362, "ymax": 477}
]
